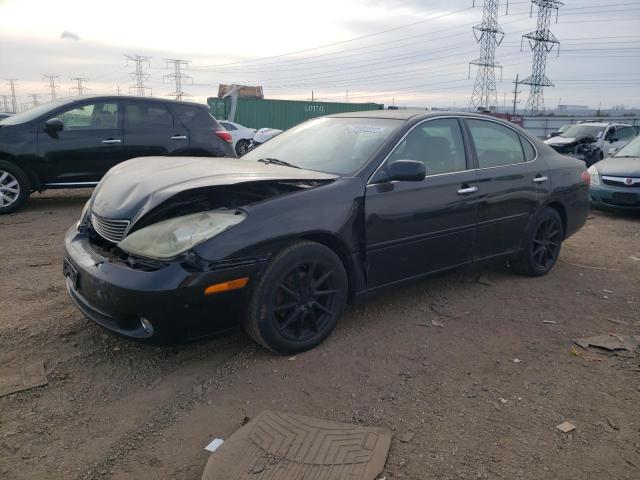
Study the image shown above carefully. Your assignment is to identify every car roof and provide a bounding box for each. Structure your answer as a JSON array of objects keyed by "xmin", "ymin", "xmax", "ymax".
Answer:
[
  {"xmin": 327, "ymin": 110, "xmax": 521, "ymax": 122},
  {"xmin": 573, "ymin": 122, "xmax": 630, "ymax": 127},
  {"xmin": 51, "ymin": 94, "xmax": 207, "ymax": 109}
]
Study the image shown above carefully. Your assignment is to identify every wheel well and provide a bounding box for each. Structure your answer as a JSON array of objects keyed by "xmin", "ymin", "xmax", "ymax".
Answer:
[
  {"xmin": 0, "ymin": 155, "xmax": 40, "ymax": 191},
  {"xmin": 300, "ymin": 233, "xmax": 356, "ymax": 301},
  {"xmin": 546, "ymin": 201, "xmax": 567, "ymax": 238}
]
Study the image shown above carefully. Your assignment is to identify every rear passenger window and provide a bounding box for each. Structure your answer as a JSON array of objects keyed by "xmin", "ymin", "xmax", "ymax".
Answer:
[
  {"xmin": 125, "ymin": 102, "xmax": 173, "ymax": 129},
  {"xmin": 520, "ymin": 136, "xmax": 536, "ymax": 161},
  {"xmin": 467, "ymin": 119, "xmax": 526, "ymax": 168},
  {"xmin": 388, "ymin": 118, "xmax": 467, "ymax": 175},
  {"xmin": 172, "ymin": 105, "xmax": 215, "ymax": 129}
]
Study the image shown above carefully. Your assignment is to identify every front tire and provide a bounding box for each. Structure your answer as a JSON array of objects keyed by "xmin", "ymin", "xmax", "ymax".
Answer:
[
  {"xmin": 0, "ymin": 160, "xmax": 30, "ymax": 215},
  {"xmin": 512, "ymin": 207, "xmax": 563, "ymax": 277},
  {"xmin": 235, "ymin": 139, "xmax": 250, "ymax": 157},
  {"xmin": 244, "ymin": 241, "xmax": 348, "ymax": 354}
]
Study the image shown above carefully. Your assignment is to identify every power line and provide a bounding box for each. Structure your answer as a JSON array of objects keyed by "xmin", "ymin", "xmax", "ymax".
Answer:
[
  {"xmin": 70, "ymin": 77, "xmax": 89, "ymax": 96},
  {"xmin": 469, "ymin": 0, "xmax": 504, "ymax": 110},
  {"xmin": 125, "ymin": 54, "xmax": 152, "ymax": 97},
  {"xmin": 164, "ymin": 59, "xmax": 192, "ymax": 100},
  {"xmin": 521, "ymin": 0, "xmax": 563, "ymax": 114}
]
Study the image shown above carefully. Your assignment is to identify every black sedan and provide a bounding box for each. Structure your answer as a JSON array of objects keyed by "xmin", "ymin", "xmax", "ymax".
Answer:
[
  {"xmin": 63, "ymin": 111, "xmax": 590, "ymax": 354},
  {"xmin": 0, "ymin": 95, "xmax": 234, "ymax": 214}
]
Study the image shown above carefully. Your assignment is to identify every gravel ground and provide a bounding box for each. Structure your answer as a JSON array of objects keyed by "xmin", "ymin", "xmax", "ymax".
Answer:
[{"xmin": 1, "ymin": 189, "xmax": 639, "ymax": 480}]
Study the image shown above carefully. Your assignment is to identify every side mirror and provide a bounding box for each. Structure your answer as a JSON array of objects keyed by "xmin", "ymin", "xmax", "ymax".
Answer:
[
  {"xmin": 45, "ymin": 118, "xmax": 64, "ymax": 132},
  {"xmin": 386, "ymin": 160, "xmax": 426, "ymax": 182},
  {"xmin": 609, "ymin": 137, "xmax": 618, "ymax": 143}
]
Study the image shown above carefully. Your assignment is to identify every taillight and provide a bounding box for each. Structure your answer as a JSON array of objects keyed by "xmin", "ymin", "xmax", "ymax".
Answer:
[
  {"xmin": 581, "ymin": 170, "xmax": 590, "ymax": 184},
  {"xmin": 215, "ymin": 130, "xmax": 232, "ymax": 143}
]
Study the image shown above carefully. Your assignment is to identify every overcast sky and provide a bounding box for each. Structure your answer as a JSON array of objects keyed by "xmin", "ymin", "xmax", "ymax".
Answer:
[{"xmin": 0, "ymin": 0, "xmax": 638, "ymax": 111}]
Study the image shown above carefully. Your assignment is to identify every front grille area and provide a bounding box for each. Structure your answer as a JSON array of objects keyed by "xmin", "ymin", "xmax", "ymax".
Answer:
[
  {"xmin": 602, "ymin": 176, "xmax": 640, "ymax": 188},
  {"xmin": 90, "ymin": 213, "xmax": 130, "ymax": 243}
]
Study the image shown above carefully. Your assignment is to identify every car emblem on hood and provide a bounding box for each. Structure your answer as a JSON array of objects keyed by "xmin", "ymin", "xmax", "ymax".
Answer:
[{"xmin": 625, "ymin": 178, "xmax": 633, "ymax": 185}]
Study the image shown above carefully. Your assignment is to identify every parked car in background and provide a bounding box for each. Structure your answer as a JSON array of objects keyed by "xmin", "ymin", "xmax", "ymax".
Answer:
[
  {"xmin": 545, "ymin": 122, "xmax": 639, "ymax": 166},
  {"xmin": 63, "ymin": 111, "xmax": 589, "ymax": 354},
  {"xmin": 0, "ymin": 112, "xmax": 14, "ymax": 121},
  {"xmin": 588, "ymin": 135, "xmax": 640, "ymax": 211},
  {"xmin": 547, "ymin": 124, "xmax": 570, "ymax": 139},
  {"xmin": 0, "ymin": 95, "xmax": 235, "ymax": 214},
  {"xmin": 218, "ymin": 120, "xmax": 256, "ymax": 156},
  {"xmin": 249, "ymin": 127, "xmax": 283, "ymax": 150}
]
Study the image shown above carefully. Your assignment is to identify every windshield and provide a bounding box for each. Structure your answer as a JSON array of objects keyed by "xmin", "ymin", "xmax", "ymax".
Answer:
[
  {"xmin": 241, "ymin": 117, "xmax": 403, "ymax": 175},
  {"xmin": 560, "ymin": 125, "xmax": 605, "ymax": 139},
  {"xmin": 0, "ymin": 98, "xmax": 76, "ymax": 126},
  {"xmin": 613, "ymin": 135, "xmax": 640, "ymax": 158}
]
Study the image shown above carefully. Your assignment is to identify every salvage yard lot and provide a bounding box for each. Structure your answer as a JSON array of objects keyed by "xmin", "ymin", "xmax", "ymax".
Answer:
[{"xmin": 1, "ymin": 190, "xmax": 639, "ymax": 480}]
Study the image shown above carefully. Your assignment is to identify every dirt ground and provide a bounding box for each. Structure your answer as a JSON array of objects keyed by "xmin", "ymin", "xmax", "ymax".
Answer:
[{"xmin": 1, "ymin": 189, "xmax": 639, "ymax": 480}]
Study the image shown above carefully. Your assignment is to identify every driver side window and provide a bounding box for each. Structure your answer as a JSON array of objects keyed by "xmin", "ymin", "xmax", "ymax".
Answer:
[
  {"xmin": 388, "ymin": 118, "xmax": 467, "ymax": 175},
  {"xmin": 55, "ymin": 102, "xmax": 119, "ymax": 130}
]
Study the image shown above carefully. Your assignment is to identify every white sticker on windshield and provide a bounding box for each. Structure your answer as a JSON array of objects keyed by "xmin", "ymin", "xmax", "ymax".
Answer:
[{"xmin": 347, "ymin": 125, "xmax": 385, "ymax": 134}]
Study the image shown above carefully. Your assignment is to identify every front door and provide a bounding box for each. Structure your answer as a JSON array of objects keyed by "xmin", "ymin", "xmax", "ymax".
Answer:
[
  {"xmin": 37, "ymin": 100, "xmax": 124, "ymax": 184},
  {"xmin": 463, "ymin": 118, "xmax": 548, "ymax": 261},
  {"xmin": 122, "ymin": 101, "xmax": 189, "ymax": 158},
  {"xmin": 365, "ymin": 117, "xmax": 478, "ymax": 289}
]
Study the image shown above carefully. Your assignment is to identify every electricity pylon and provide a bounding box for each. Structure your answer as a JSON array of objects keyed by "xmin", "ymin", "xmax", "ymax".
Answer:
[
  {"xmin": 125, "ymin": 54, "xmax": 152, "ymax": 97},
  {"xmin": 164, "ymin": 59, "xmax": 192, "ymax": 100}
]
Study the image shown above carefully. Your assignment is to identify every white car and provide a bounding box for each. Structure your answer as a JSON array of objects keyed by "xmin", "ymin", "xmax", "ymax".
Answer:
[
  {"xmin": 249, "ymin": 128, "xmax": 283, "ymax": 150},
  {"xmin": 545, "ymin": 122, "xmax": 639, "ymax": 166},
  {"xmin": 218, "ymin": 121, "xmax": 256, "ymax": 156}
]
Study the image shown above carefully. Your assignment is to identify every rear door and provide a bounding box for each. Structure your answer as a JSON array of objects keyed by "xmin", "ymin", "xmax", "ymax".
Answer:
[
  {"xmin": 169, "ymin": 104, "xmax": 234, "ymax": 157},
  {"xmin": 36, "ymin": 100, "xmax": 125, "ymax": 184},
  {"xmin": 365, "ymin": 117, "xmax": 478, "ymax": 288},
  {"xmin": 463, "ymin": 118, "xmax": 548, "ymax": 261},
  {"xmin": 122, "ymin": 101, "xmax": 189, "ymax": 159}
]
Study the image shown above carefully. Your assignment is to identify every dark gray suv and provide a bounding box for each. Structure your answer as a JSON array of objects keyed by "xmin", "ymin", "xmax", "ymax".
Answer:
[{"xmin": 0, "ymin": 95, "xmax": 235, "ymax": 214}]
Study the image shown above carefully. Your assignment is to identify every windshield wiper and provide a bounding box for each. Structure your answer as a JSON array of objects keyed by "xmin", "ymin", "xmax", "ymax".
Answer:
[
  {"xmin": 613, "ymin": 155, "xmax": 636, "ymax": 158},
  {"xmin": 257, "ymin": 158, "xmax": 301, "ymax": 169}
]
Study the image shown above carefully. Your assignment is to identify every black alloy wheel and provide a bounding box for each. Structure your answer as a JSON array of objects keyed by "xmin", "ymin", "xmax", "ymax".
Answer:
[
  {"xmin": 244, "ymin": 241, "xmax": 348, "ymax": 354},
  {"xmin": 531, "ymin": 217, "xmax": 562, "ymax": 270},
  {"xmin": 512, "ymin": 207, "xmax": 563, "ymax": 277},
  {"xmin": 271, "ymin": 260, "xmax": 338, "ymax": 342}
]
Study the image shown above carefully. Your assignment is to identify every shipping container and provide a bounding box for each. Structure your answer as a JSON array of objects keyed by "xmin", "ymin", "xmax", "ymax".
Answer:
[{"xmin": 207, "ymin": 97, "xmax": 384, "ymax": 130}]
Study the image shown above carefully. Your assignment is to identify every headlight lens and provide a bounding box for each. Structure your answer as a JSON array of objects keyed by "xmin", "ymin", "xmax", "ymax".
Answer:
[
  {"xmin": 587, "ymin": 165, "xmax": 600, "ymax": 186},
  {"xmin": 77, "ymin": 200, "xmax": 91, "ymax": 230},
  {"xmin": 118, "ymin": 211, "xmax": 246, "ymax": 260}
]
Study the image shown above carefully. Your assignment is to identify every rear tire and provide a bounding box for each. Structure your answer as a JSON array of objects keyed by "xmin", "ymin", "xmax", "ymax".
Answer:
[
  {"xmin": 0, "ymin": 160, "xmax": 30, "ymax": 215},
  {"xmin": 244, "ymin": 241, "xmax": 348, "ymax": 354},
  {"xmin": 512, "ymin": 207, "xmax": 563, "ymax": 277}
]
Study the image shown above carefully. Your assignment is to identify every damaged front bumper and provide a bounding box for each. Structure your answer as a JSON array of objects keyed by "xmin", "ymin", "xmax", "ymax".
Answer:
[{"xmin": 63, "ymin": 227, "xmax": 266, "ymax": 342}]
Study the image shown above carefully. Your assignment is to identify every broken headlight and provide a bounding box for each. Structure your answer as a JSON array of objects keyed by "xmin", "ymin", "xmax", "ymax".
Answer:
[
  {"xmin": 77, "ymin": 200, "xmax": 91, "ymax": 231},
  {"xmin": 118, "ymin": 211, "xmax": 246, "ymax": 260}
]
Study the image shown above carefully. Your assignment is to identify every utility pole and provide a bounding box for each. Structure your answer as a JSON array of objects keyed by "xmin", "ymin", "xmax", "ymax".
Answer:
[
  {"xmin": 346, "ymin": 89, "xmax": 349, "ymax": 103},
  {"xmin": 70, "ymin": 77, "xmax": 89, "ymax": 96},
  {"xmin": 0, "ymin": 95, "xmax": 11, "ymax": 112},
  {"xmin": 164, "ymin": 59, "xmax": 192, "ymax": 100},
  {"xmin": 6, "ymin": 79, "xmax": 19, "ymax": 113},
  {"xmin": 521, "ymin": 0, "xmax": 563, "ymax": 114},
  {"xmin": 311, "ymin": 90, "xmax": 314, "ymax": 101},
  {"xmin": 469, "ymin": 0, "xmax": 504, "ymax": 111},
  {"xmin": 512, "ymin": 73, "xmax": 521, "ymax": 114},
  {"xmin": 125, "ymin": 54, "xmax": 151, "ymax": 97},
  {"xmin": 43, "ymin": 74, "xmax": 59, "ymax": 101},
  {"xmin": 29, "ymin": 94, "xmax": 42, "ymax": 107}
]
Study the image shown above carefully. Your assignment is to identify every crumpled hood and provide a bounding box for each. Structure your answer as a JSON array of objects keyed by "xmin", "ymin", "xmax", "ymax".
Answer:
[
  {"xmin": 91, "ymin": 156, "xmax": 337, "ymax": 224},
  {"xmin": 545, "ymin": 136, "xmax": 578, "ymax": 146},
  {"xmin": 593, "ymin": 156, "xmax": 640, "ymax": 177}
]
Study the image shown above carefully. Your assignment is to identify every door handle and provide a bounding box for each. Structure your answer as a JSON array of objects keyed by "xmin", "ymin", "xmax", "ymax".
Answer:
[
  {"xmin": 532, "ymin": 176, "xmax": 548, "ymax": 183},
  {"xmin": 101, "ymin": 139, "xmax": 121, "ymax": 144},
  {"xmin": 457, "ymin": 186, "xmax": 478, "ymax": 195},
  {"xmin": 170, "ymin": 135, "xmax": 188, "ymax": 140}
]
